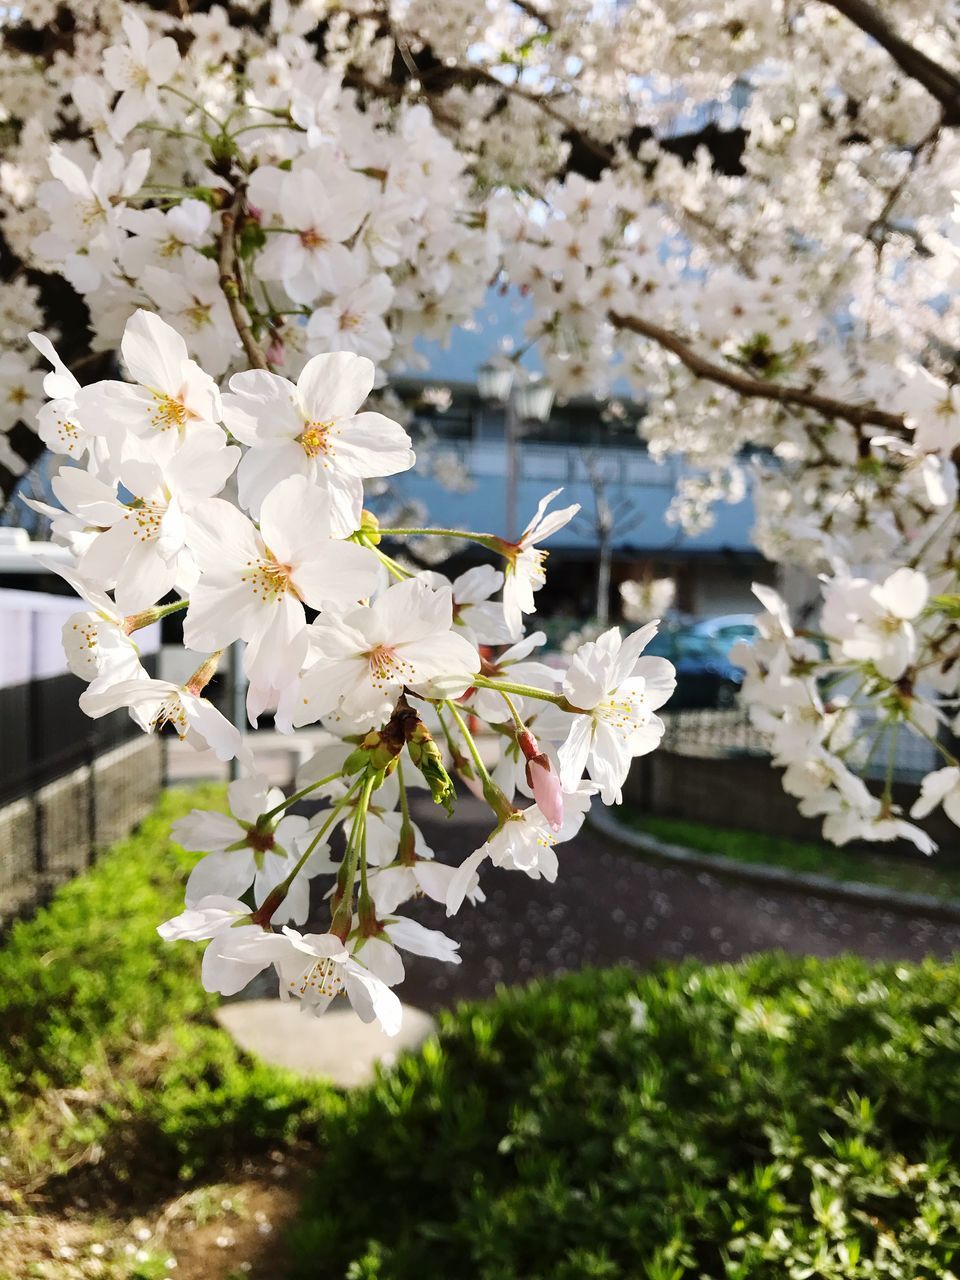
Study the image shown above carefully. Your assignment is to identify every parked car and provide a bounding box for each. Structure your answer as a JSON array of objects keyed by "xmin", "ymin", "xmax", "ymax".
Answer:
[
  {"xmin": 687, "ymin": 613, "xmax": 759, "ymax": 650},
  {"xmin": 644, "ymin": 626, "xmax": 746, "ymax": 710}
]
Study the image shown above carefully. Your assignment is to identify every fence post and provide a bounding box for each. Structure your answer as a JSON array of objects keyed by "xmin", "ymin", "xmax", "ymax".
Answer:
[{"xmin": 86, "ymin": 736, "xmax": 97, "ymax": 867}]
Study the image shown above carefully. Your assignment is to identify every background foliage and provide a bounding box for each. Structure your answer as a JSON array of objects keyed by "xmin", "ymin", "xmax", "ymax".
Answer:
[{"xmin": 290, "ymin": 954, "xmax": 960, "ymax": 1279}]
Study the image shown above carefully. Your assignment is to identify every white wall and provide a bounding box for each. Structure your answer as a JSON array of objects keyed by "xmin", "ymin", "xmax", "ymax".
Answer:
[{"xmin": 0, "ymin": 588, "xmax": 160, "ymax": 689}]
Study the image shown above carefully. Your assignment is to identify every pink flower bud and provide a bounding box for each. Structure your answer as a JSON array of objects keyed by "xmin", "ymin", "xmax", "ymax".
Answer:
[
  {"xmin": 266, "ymin": 337, "xmax": 286, "ymax": 366},
  {"xmin": 527, "ymin": 755, "xmax": 564, "ymax": 832}
]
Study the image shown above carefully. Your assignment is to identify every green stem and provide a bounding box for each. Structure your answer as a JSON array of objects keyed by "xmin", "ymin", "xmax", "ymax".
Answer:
[
  {"xmin": 379, "ymin": 527, "xmax": 504, "ymax": 552},
  {"xmin": 498, "ymin": 689, "xmax": 526, "ymax": 731},
  {"xmin": 231, "ymin": 121, "xmax": 304, "ymax": 137},
  {"xmin": 259, "ymin": 771, "xmax": 345, "ymax": 824},
  {"xmin": 445, "ymin": 701, "xmax": 514, "ymax": 820},
  {"xmin": 136, "ymin": 122, "xmax": 210, "ymax": 144},
  {"xmin": 162, "ymin": 83, "xmax": 225, "ymax": 130},
  {"xmin": 397, "ymin": 757, "xmax": 410, "ymax": 826},
  {"xmin": 331, "ymin": 773, "xmax": 376, "ymax": 935},
  {"xmin": 434, "ymin": 702, "xmax": 470, "ymax": 776},
  {"xmin": 372, "ymin": 546, "xmax": 410, "ymax": 581},
  {"xmin": 474, "ymin": 674, "xmax": 571, "ymax": 709},
  {"xmin": 303, "ymin": 777, "xmax": 365, "ymax": 862},
  {"xmin": 444, "ymin": 700, "xmax": 491, "ymax": 783},
  {"xmin": 908, "ymin": 715, "xmax": 959, "ymax": 768},
  {"xmin": 251, "ymin": 778, "xmax": 363, "ymax": 926}
]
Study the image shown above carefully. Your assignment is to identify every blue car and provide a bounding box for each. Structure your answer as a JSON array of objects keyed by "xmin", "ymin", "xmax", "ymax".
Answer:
[{"xmin": 644, "ymin": 624, "xmax": 751, "ymax": 710}]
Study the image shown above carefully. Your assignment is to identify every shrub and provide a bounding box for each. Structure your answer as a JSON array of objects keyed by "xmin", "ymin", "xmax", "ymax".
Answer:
[
  {"xmin": 0, "ymin": 785, "xmax": 336, "ymax": 1183},
  {"xmin": 289, "ymin": 955, "xmax": 960, "ymax": 1279}
]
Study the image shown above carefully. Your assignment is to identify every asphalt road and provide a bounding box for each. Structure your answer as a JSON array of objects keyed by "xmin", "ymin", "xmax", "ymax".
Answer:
[{"xmin": 384, "ymin": 789, "xmax": 960, "ymax": 1012}]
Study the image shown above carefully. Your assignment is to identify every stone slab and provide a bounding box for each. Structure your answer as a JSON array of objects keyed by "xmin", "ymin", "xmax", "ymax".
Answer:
[{"xmin": 214, "ymin": 998, "xmax": 436, "ymax": 1088}]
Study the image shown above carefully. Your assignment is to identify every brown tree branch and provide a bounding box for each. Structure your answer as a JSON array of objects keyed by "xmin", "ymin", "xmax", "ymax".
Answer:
[
  {"xmin": 608, "ymin": 309, "xmax": 908, "ymax": 432},
  {"xmin": 511, "ymin": 0, "xmax": 554, "ymax": 31},
  {"xmin": 217, "ymin": 188, "xmax": 270, "ymax": 371},
  {"xmin": 821, "ymin": 0, "xmax": 960, "ymax": 124}
]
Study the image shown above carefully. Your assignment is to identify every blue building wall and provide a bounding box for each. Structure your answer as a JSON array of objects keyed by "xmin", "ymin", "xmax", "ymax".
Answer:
[
  {"xmin": 389, "ymin": 437, "xmax": 756, "ymax": 555},
  {"xmin": 396, "ymin": 288, "xmax": 757, "ymax": 557}
]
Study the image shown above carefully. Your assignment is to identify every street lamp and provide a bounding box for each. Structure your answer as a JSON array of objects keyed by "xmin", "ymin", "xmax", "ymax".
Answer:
[{"xmin": 476, "ymin": 362, "xmax": 555, "ymax": 539}]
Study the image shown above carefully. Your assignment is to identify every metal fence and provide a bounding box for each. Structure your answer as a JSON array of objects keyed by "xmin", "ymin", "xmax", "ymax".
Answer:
[
  {"xmin": 658, "ymin": 705, "xmax": 941, "ymax": 782},
  {"xmin": 0, "ymin": 666, "xmax": 163, "ymax": 929},
  {"xmin": 0, "ymin": 670, "xmax": 148, "ymax": 806}
]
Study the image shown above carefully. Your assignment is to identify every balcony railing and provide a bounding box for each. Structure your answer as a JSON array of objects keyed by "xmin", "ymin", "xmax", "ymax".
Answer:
[{"xmin": 431, "ymin": 440, "xmax": 679, "ymax": 487}]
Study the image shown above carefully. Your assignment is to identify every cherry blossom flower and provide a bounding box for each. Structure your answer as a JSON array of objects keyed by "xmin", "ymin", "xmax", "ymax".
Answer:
[
  {"xmin": 102, "ymin": 10, "xmax": 181, "ymax": 137},
  {"xmin": 158, "ymin": 896, "xmax": 285, "ymax": 997},
  {"xmin": 183, "ymin": 473, "xmax": 381, "ymax": 714},
  {"xmin": 446, "ymin": 786, "xmax": 594, "ymax": 915},
  {"xmin": 501, "ymin": 489, "xmax": 580, "ymax": 637},
  {"xmin": 222, "ymin": 351, "xmax": 414, "ymax": 524},
  {"xmin": 306, "ymin": 264, "xmax": 395, "ymax": 364},
  {"xmin": 419, "ymin": 564, "xmax": 516, "ymax": 646},
  {"xmin": 826, "ymin": 568, "xmax": 930, "ymax": 682},
  {"xmin": 557, "ymin": 625, "xmax": 676, "ymax": 804},
  {"xmin": 911, "ymin": 767, "xmax": 960, "ymax": 828},
  {"xmin": 274, "ymin": 928, "xmax": 403, "ymax": 1035},
  {"xmin": 283, "ymin": 577, "xmax": 480, "ymax": 730},
  {"xmin": 54, "ymin": 429, "xmax": 238, "ymax": 613},
  {"xmin": 251, "ymin": 165, "xmax": 371, "ymax": 304},
  {"xmin": 81, "ymin": 675, "xmax": 252, "ymax": 767},
  {"xmin": 175, "ymin": 777, "xmax": 319, "ymax": 925},
  {"xmin": 76, "ymin": 309, "xmax": 224, "ymax": 464}
]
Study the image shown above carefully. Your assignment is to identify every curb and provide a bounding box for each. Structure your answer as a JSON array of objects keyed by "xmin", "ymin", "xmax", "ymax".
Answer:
[{"xmin": 588, "ymin": 804, "xmax": 960, "ymax": 924}]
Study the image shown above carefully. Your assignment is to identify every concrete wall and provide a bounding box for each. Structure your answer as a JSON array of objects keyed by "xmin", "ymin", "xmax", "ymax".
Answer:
[{"xmin": 0, "ymin": 736, "xmax": 163, "ymax": 928}]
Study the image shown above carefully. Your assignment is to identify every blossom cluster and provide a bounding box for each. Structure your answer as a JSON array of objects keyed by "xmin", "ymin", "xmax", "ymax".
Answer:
[
  {"xmin": 3, "ymin": 0, "xmax": 960, "ymax": 863},
  {"xmin": 34, "ymin": 306, "xmax": 676, "ymax": 1032}
]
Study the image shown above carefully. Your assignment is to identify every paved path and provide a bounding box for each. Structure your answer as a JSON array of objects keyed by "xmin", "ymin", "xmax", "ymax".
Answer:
[{"xmin": 361, "ymin": 790, "xmax": 960, "ymax": 1012}]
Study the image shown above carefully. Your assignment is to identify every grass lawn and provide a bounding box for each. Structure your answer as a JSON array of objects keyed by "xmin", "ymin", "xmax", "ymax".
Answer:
[
  {"xmin": 0, "ymin": 784, "xmax": 338, "ymax": 1280},
  {"xmin": 618, "ymin": 806, "xmax": 960, "ymax": 902}
]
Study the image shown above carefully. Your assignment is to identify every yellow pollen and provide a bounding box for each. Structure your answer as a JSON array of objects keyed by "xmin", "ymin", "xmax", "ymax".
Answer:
[
  {"xmin": 298, "ymin": 419, "xmax": 336, "ymax": 460},
  {"xmin": 121, "ymin": 498, "xmax": 165, "ymax": 543},
  {"xmin": 240, "ymin": 556, "xmax": 295, "ymax": 603},
  {"xmin": 597, "ymin": 693, "xmax": 646, "ymax": 734},
  {"xmin": 149, "ymin": 392, "xmax": 189, "ymax": 433},
  {"xmin": 185, "ymin": 304, "xmax": 212, "ymax": 330},
  {"xmin": 150, "ymin": 695, "xmax": 188, "ymax": 739},
  {"xmin": 291, "ymin": 957, "xmax": 345, "ymax": 998},
  {"xmin": 339, "ymin": 311, "xmax": 361, "ymax": 332},
  {"xmin": 365, "ymin": 644, "xmax": 415, "ymax": 690}
]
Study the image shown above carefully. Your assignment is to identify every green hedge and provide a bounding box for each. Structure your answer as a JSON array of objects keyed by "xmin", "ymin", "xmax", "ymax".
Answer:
[
  {"xmin": 0, "ymin": 785, "xmax": 337, "ymax": 1185},
  {"xmin": 289, "ymin": 955, "xmax": 960, "ymax": 1279}
]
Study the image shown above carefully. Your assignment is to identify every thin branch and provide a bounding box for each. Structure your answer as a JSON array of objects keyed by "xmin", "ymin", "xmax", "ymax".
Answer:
[
  {"xmin": 821, "ymin": 0, "xmax": 960, "ymax": 123},
  {"xmin": 608, "ymin": 310, "xmax": 908, "ymax": 432},
  {"xmin": 217, "ymin": 188, "xmax": 269, "ymax": 371},
  {"xmin": 511, "ymin": 0, "xmax": 555, "ymax": 32},
  {"xmin": 865, "ymin": 118, "xmax": 943, "ymax": 249}
]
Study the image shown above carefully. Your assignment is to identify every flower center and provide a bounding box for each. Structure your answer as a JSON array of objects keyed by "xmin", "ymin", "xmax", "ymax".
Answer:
[
  {"xmin": 596, "ymin": 692, "xmax": 647, "ymax": 734},
  {"xmin": 149, "ymin": 391, "xmax": 189, "ymax": 432},
  {"xmin": 150, "ymin": 695, "xmax": 189, "ymax": 738},
  {"xmin": 292, "ymin": 958, "xmax": 345, "ymax": 999},
  {"xmin": 339, "ymin": 310, "xmax": 361, "ymax": 331},
  {"xmin": 52, "ymin": 413, "xmax": 82, "ymax": 450},
  {"xmin": 122, "ymin": 498, "xmax": 166, "ymax": 543},
  {"xmin": 185, "ymin": 303, "xmax": 212, "ymax": 330},
  {"xmin": 365, "ymin": 644, "xmax": 414, "ymax": 689},
  {"xmin": 300, "ymin": 228, "xmax": 328, "ymax": 250},
  {"xmin": 298, "ymin": 420, "xmax": 335, "ymax": 459},
  {"xmin": 242, "ymin": 556, "xmax": 296, "ymax": 603}
]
